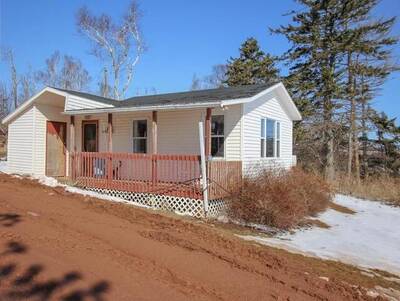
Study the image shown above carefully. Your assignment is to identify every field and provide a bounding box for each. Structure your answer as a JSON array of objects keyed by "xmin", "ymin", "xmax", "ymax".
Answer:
[{"xmin": 1, "ymin": 173, "xmax": 399, "ymax": 300}]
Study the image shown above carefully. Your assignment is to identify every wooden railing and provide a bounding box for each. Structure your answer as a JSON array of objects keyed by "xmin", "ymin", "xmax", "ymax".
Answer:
[
  {"xmin": 207, "ymin": 160, "xmax": 242, "ymax": 199},
  {"xmin": 71, "ymin": 152, "xmax": 202, "ymax": 199},
  {"xmin": 70, "ymin": 152, "xmax": 242, "ymax": 200}
]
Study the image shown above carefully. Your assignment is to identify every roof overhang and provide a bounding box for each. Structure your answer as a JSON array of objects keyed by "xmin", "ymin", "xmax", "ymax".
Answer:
[
  {"xmin": 63, "ymin": 82, "xmax": 302, "ymax": 120},
  {"xmin": 62, "ymin": 102, "xmax": 224, "ymax": 115},
  {"xmin": 1, "ymin": 87, "xmax": 68, "ymax": 125},
  {"xmin": 221, "ymin": 82, "xmax": 302, "ymax": 121},
  {"xmin": 2, "ymin": 82, "xmax": 302, "ymax": 124}
]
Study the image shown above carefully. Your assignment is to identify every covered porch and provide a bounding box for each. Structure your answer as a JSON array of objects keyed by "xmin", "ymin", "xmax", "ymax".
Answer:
[{"xmin": 65, "ymin": 108, "xmax": 242, "ymax": 203}]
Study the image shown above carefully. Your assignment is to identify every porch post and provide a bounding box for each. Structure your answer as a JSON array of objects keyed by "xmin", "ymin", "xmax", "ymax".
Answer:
[
  {"xmin": 205, "ymin": 108, "xmax": 212, "ymax": 158},
  {"xmin": 69, "ymin": 115, "xmax": 75, "ymax": 179},
  {"xmin": 152, "ymin": 111, "xmax": 158, "ymax": 154},
  {"xmin": 151, "ymin": 111, "xmax": 158, "ymax": 187},
  {"xmin": 108, "ymin": 113, "xmax": 113, "ymax": 152},
  {"xmin": 70, "ymin": 115, "xmax": 75, "ymax": 152}
]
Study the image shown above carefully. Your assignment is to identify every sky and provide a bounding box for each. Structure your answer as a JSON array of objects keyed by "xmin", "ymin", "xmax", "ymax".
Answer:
[{"xmin": 0, "ymin": 0, "xmax": 399, "ymax": 118}]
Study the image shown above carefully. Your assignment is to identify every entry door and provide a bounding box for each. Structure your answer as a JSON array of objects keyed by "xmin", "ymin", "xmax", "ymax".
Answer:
[
  {"xmin": 82, "ymin": 121, "xmax": 98, "ymax": 152},
  {"xmin": 46, "ymin": 121, "xmax": 67, "ymax": 177}
]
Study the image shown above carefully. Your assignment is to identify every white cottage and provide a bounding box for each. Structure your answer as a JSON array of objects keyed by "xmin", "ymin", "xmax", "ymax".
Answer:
[{"xmin": 1, "ymin": 82, "xmax": 301, "ymax": 217}]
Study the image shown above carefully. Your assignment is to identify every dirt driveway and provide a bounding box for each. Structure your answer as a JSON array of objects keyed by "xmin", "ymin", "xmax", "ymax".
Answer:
[{"xmin": 0, "ymin": 173, "xmax": 394, "ymax": 300}]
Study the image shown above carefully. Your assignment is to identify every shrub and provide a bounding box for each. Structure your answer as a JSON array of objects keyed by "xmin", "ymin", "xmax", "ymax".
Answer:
[{"xmin": 226, "ymin": 167, "xmax": 332, "ymax": 230}]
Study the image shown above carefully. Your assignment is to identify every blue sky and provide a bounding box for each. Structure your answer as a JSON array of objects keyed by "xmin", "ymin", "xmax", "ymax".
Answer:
[{"xmin": 0, "ymin": 0, "xmax": 399, "ymax": 118}]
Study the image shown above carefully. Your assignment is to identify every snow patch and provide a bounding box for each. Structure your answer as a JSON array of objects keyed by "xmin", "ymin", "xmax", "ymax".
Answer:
[
  {"xmin": 0, "ymin": 160, "xmax": 8, "ymax": 174},
  {"xmin": 241, "ymin": 194, "xmax": 400, "ymax": 276}
]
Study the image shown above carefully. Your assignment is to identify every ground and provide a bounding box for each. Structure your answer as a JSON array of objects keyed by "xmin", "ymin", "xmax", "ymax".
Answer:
[
  {"xmin": 1, "ymin": 173, "xmax": 399, "ymax": 300},
  {"xmin": 244, "ymin": 195, "xmax": 400, "ymax": 277}
]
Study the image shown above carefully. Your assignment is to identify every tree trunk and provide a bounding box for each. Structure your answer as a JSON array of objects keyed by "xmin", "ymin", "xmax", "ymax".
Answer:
[
  {"xmin": 323, "ymin": 96, "xmax": 335, "ymax": 181},
  {"xmin": 361, "ymin": 99, "xmax": 368, "ymax": 177},
  {"xmin": 347, "ymin": 52, "xmax": 354, "ymax": 179}
]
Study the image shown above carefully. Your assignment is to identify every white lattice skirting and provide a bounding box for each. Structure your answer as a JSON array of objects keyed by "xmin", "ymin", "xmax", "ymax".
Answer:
[{"xmin": 84, "ymin": 187, "xmax": 226, "ymax": 219}]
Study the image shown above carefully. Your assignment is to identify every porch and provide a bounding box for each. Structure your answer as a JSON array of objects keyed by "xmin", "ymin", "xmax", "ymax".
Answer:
[
  {"xmin": 64, "ymin": 108, "xmax": 242, "ymax": 217},
  {"xmin": 70, "ymin": 151, "xmax": 242, "ymax": 201}
]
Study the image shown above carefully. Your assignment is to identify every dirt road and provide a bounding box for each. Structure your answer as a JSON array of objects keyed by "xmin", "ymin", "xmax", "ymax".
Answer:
[{"xmin": 0, "ymin": 173, "xmax": 391, "ymax": 300}]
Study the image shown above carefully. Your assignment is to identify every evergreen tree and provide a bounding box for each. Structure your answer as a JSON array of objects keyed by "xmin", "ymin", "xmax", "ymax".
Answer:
[
  {"xmin": 225, "ymin": 38, "xmax": 279, "ymax": 86},
  {"xmin": 274, "ymin": 0, "xmax": 398, "ymax": 180},
  {"xmin": 370, "ymin": 111, "xmax": 400, "ymax": 174}
]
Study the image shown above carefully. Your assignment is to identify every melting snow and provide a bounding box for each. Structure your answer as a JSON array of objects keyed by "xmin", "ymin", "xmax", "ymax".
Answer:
[
  {"xmin": 0, "ymin": 159, "xmax": 8, "ymax": 174},
  {"xmin": 242, "ymin": 194, "xmax": 400, "ymax": 276}
]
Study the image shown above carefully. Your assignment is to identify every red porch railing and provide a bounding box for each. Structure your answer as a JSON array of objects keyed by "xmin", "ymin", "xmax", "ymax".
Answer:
[
  {"xmin": 207, "ymin": 160, "xmax": 242, "ymax": 199},
  {"xmin": 70, "ymin": 152, "xmax": 242, "ymax": 200},
  {"xmin": 70, "ymin": 152, "xmax": 203, "ymax": 199}
]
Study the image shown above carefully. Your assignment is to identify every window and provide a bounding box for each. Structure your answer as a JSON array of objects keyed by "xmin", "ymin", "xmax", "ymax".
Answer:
[
  {"xmin": 132, "ymin": 120, "xmax": 147, "ymax": 153},
  {"xmin": 260, "ymin": 118, "xmax": 280, "ymax": 158},
  {"xmin": 211, "ymin": 115, "xmax": 224, "ymax": 157}
]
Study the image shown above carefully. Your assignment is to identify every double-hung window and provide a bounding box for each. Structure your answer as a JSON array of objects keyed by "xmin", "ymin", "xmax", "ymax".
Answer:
[
  {"xmin": 132, "ymin": 120, "xmax": 147, "ymax": 153},
  {"xmin": 260, "ymin": 118, "xmax": 280, "ymax": 158},
  {"xmin": 211, "ymin": 115, "xmax": 224, "ymax": 157}
]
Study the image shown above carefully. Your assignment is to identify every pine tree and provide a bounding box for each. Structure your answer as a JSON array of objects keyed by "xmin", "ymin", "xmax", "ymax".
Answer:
[
  {"xmin": 341, "ymin": 2, "xmax": 397, "ymax": 179},
  {"xmin": 225, "ymin": 38, "xmax": 279, "ymax": 86},
  {"xmin": 274, "ymin": 0, "xmax": 398, "ymax": 180},
  {"xmin": 370, "ymin": 111, "xmax": 400, "ymax": 174}
]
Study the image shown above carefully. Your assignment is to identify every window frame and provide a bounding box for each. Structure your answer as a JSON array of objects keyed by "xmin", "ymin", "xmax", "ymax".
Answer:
[
  {"xmin": 132, "ymin": 118, "xmax": 149, "ymax": 154},
  {"xmin": 210, "ymin": 114, "xmax": 225, "ymax": 158},
  {"xmin": 260, "ymin": 118, "xmax": 281, "ymax": 159}
]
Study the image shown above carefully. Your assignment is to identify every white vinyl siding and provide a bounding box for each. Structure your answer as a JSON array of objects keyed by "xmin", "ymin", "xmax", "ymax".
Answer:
[
  {"xmin": 65, "ymin": 95, "xmax": 113, "ymax": 111},
  {"xmin": 112, "ymin": 112, "xmax": 153, "ymax": 153},
  {"xmin": 7, "ymin": 106, "xmax": 35, "ymax": 174},
  {"xmin": 75, "ymin": 114, "xmax": 108, "ymax": 152},
  {"xmin": 242, "ymin": 91, "xmax": 294, "ymax": 174},
  {"xmin": 89, "ymin": 106, "xmax": 242, "ymax": 160}
]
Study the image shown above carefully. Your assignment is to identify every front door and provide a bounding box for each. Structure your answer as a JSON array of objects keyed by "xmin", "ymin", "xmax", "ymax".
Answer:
[
  {"xmin": 82, "ymin": 121, "xmax": 98, "ymax": 152},
  {"xmin": 46, "ymin": 121, "xmax": 67, "ymax": 177}
]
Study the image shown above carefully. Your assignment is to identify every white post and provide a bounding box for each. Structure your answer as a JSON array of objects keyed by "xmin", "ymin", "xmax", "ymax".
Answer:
[{"xmin": 199, "ymin": 121, "xmax": 209, "ymax": 216}]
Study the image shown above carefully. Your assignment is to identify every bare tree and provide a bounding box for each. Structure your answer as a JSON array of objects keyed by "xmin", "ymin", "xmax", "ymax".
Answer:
[
  {"xmin": 0, "ymin": 82, "xmax": 9, "ymax": 148},
  {"xmin": 36, "ymin": 51, "xmax": 91, "ymax": 91},
  {"xmin": 60, "ymin": 55, "xmax": 90, "ymax": 90},
  {"xmin": 204, "ymin": 64, "xmax": 228, "ymax": 88},
  {"xmin": 2, "ymin": 48, "xmax": 19, "ymax": 110},
  {"xmin": 19, "ymin": 66, "xmax": 36, "ymax": 103},
  {"xmin": 99, "ymin": 67, "xmax": 111, "ymax": 97},
  {"xmin": 190, "ymin": 65, "xmax": 228, "ymax": 91},
  {"xmin": 190, "ymin": 74, "xmax": 202, "ymax": 91},
  {"xmin": 77, "ymin": 1, "xmax": 144, "ymax": 99}
]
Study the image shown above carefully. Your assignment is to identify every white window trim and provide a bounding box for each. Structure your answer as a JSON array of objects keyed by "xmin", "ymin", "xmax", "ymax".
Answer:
[
  {"xmin": 131, "ymin": 117, "xmax": 150, "ymax": 154},
  {"xmin": 210, "ymin": 114, "xmax": 225, "ymax": 159},
  {"xmin": 260, "ymin": 118, "xmax": 281, "ymax": 159}
]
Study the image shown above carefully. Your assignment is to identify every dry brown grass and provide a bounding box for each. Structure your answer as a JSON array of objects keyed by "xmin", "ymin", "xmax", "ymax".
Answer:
[
  {"xmin": 328, "ymin": 201, "xmax": 356, "ymax": 214},
  {"xmin": 333, "ymin": 175, "xmax": 400, "ymax": 207},
  {"xmin": 227, "ymin": 168, "xmax": 332, "ymax": 230}
]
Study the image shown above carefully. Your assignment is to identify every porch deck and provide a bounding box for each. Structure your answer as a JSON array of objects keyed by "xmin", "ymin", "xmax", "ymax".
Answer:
[{"xmin": 70, "ymin": 152, "xmax": 241, "ymax": 200}]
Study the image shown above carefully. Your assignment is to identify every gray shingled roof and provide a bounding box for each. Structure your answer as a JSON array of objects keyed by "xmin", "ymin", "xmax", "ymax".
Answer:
[
  {"xmin": 54, "ymin": 82, "xmax": 278, "ymax": 109},
  {"xmin": 52, "ymin": 87, "xmax": 117, "ymax": 106}
]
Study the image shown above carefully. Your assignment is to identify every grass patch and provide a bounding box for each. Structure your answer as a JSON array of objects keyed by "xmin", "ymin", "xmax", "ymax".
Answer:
[
  {"xmin": 328, "ymin": 201, "xmax": 356, "ymax": 214},
  {"xmin": 227, "ymin": 168, "xmax": 332, "ymax": 230},
  {"xmin": 333, "ymin": 175, "xmax": 400, "ymax": 207},
  {"xmin": 300, "ymin": 218, "xmax": 331, "ymax": 229}
]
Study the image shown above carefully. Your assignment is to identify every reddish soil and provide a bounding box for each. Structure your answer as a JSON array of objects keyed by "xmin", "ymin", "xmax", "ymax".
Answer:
[{"xmin": 0, "ymin": 173, "xmax": 390, "ymax": 300}]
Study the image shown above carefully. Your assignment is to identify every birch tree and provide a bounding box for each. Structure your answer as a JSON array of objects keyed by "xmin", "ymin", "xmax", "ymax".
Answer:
[{"xmin": 76, "ymin": 1, "xmax": 144, "ymax": 100}]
